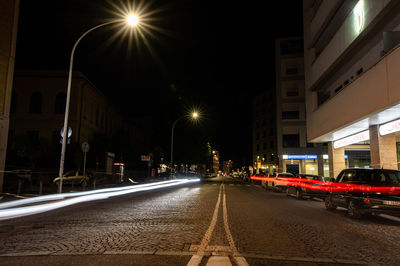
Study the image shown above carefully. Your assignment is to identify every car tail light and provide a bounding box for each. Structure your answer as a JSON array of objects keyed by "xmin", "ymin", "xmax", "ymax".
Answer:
[{"xmin": 364, "ymin": 198, "xmax": 370, "ymax": 204}]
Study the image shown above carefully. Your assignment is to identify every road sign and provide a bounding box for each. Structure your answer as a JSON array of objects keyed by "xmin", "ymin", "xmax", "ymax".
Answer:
[
  {"xmin": 81, "ymin": 142, "xmax": 90, "ymax": 153},
  {"xmin": 60, "ymin": 126, "xmax": 72, "ymax": 138}
]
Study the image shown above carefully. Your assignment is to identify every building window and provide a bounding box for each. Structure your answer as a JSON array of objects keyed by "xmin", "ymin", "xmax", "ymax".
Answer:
[
  {"xmin": 54, "ymin": 92, "xmax": 66, "ymax": 114},
  {"xmin": 270, "ymin": 141, "xmax": 274, "ymax": 148},
  {"xmin": 286, "ymin": 87, "xmax": 299, "ymax": 97},
  {"xmin": 256, "ymin": 122, "xmax": 260, "ymax": 129},
  {"xmin": 256, "ymin": 144, "xmax": 260, "ymax": 151},
  {"xmin": 27, "ymin": 130, "xmax": 39, "ymax": 146},
  {"xmin": 52, "ymin": 130, "xmax": 60, "ymax": 147},
  {"xmin": 29, "ymin": 92, "xmax": 42, "ymax": 113},
  {"xmin": 10, "ymin": 91, "xmax": 17, "ymax": 113},
  {"xmin": 263, "ymin": 142, "xmax": 267, "ymax": 150},
  {"xmin": 283, "ymin": 134, "xmax": 300, "ymax": 148},
  {"xmin": 318, "ymin": 90, "xmax": 330, "ymax": 106},
  {"xmin": 96, "ymin": 109, "xmax": 99, "ymax": 126},
  {"xmin": 282, "ymin": 111, "xmax": 299, "ymax": 120},
  {"xmin": 286, "ymin": 67, "xmax": 298, "ymax": 75},
  {"xmin": 307, "ymin": 142, "xmax": 314, "ymax": 148},
  {"xmin": 256, "ymin": 132, "xmax": 260, "ymax": 140},
  {"xmin": 262, "ymin": 130, "xmax": 266, "ymax": 138},
  {"xmin": 269, "ymin": 128, "xmax": 274, "ymax": 136}
]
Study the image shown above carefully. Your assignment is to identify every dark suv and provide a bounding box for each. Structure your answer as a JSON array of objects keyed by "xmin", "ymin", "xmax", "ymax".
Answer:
[{"xmin": 325, "ymin": 168, "xmax": 400, "ymax": 218}]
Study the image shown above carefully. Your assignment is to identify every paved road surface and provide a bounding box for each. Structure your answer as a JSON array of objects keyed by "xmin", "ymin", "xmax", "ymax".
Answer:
[{"xmin": 1, "ymin": 176, "xmax": 400, "ymax": 265}]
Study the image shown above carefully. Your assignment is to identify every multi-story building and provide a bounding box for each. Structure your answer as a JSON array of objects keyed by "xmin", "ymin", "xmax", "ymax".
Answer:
[
  {"xmin": 212, "ymin": 150, "xmax": 220, "ymax": 174},
  {"xmin": 223, "ymin": 160, "xmax": 233, "ymax": 174},
  {"xmin": 275, "ymin": 37, "xmax": 327, "ymax": 176},
  {"xmin": 252, "ymin": 88, "xmax": 277, "ymax": 174},
  {"xmin": 0, "ymin": 0, "xmax": 19, "ymax": 191},
  {"xmin": 303, "ymin": 0, "xmax": 400, "ymax": 178},
  {"xmin": 9, "ymin": 70, "xmax": 124, "ymax": 171}
]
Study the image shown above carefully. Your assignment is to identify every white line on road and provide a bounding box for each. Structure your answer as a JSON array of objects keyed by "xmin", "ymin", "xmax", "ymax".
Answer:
[
  {"xmin": 187, "ymin": 184, "xmax": 223, "ymax": 266},
  {"xmin": 222, "ymin": 185, "xmax": 249, "ymax": 266}
]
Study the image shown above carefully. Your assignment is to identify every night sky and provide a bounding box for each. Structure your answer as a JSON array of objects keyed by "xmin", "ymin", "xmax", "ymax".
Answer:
[{"xmin": 15, "ymin": 0, "xmax": 303, "ymax": 166}]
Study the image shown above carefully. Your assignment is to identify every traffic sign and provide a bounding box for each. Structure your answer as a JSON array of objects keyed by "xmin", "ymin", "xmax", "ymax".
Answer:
[{"xmin": 81, "ymin": 142, "xmax": 90, "ymax": 153}]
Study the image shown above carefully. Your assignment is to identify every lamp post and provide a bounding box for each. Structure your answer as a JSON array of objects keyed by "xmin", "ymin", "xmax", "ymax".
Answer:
[
  {"xmin": 58, "ymin": 14, "xmax": 140, "ymax": 193},
  {"xmin": 170, "ymin": 112, "xmax": 199, "ymax": 175}
]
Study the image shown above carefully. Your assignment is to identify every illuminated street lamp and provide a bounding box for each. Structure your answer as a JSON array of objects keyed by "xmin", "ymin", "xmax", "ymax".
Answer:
[
  {"xmin": 58, "ymin": 14, "xmax": 140, "ymax": 193},
  {"xmin": 170, "ymin": 112, "xmax": 199, "ymax": 174}
]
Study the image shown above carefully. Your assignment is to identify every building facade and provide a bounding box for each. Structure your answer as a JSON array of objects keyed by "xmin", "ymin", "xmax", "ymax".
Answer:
[
  {"xmin": 9, "ymin": 70, "xmax": 124, "ymax": 171},
  {"xmin": 0, "ymin": 0, "xmax": 19, "ymax": 191},
  {"xmin": 303, "ymin": 0, "xmax": 400, "ymax": 178},
  {"xmin": 252, "ymin": 88, "xmax": 278, "ymax": 174},
  {"xmin": 276, "ymin": 37, "xmax": 327, "ymax": 176}
]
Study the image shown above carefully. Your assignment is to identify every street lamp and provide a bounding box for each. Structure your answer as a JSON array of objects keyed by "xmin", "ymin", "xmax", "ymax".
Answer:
[
  {"xmin": 58, "ymin": 14, "xmax": 140, "ymax": 193},
  {"xmin": 170, "ymin": 111, "xmax": 199, "ymax": 175}
]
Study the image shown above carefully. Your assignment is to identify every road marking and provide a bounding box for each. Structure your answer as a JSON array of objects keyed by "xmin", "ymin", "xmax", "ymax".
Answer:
[
  {"xmin": 206, "ymin": 255, "xmax": 232, "ymax": 266},
  {"xmin": 222, "ymin": 185, "xmax": 249, "ymax": 266},
  {"xmin": 187, "ymin": 184, "xmax": 223, "ymax": 266}
]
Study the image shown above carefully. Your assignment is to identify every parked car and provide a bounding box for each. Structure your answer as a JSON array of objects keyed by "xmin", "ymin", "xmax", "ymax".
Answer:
[
  {"xmin": 266, "ymin": 172, "xmax": 295, "ymax": 192},
  {"xmin": 53, "ymin": 170, "xmax": 90, "ymax": 188},
  {"xmin": 286, "ymin": 174, "xmax": 328, "ymax": 200},
  {"xmin": 325, "ymin": 168, "xmax": 400, "ymax": 218}
]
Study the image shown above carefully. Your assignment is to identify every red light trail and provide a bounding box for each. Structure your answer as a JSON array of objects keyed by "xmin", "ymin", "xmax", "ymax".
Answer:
[{"xmin": 250, "ymin": 176, "xmax": 400, "ymax": 195}]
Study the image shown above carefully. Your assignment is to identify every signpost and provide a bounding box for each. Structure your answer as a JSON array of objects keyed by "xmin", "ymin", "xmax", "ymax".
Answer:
[{"xmin": 81, "ymin": 142, "xmax": 89, "ymax": 180}]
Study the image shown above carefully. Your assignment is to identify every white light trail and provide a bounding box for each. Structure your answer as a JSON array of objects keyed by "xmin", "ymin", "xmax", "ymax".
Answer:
[
  {"xmin": 0, "ymin": 179, "xmax": 184, "ymax": 210},
  {"xmin": 0, "ymin": 179, "xmax": 199, "ymax": 221}
]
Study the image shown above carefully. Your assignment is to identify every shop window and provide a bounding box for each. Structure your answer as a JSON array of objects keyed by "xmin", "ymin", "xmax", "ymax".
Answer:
[
  {"xmin": 54, "ymin": 92, "xmax": 66, "ymax": 114},
  {"xmin": 29, "ymin": 92, "xmax": 42, "ymax": 113},
  {"xmin": 283, "ymin": 134, "xmax": 300, "ymax": 148},
  {"xmin": 307, "ymin": 142, "xmax": 314, "ymax": 147}
]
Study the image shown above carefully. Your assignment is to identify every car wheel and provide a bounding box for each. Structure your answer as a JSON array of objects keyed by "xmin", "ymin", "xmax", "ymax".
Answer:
[
  {"xmin": 325, "ymin": 196, "xmax": 337, "ymax": 210},
  {"xmin": 296, "ymin": 189, "xmax": 303, "ymax": 200},
  {"xmin": 347, "ymin": 200, "xmax": 361, "ymax": 219}
]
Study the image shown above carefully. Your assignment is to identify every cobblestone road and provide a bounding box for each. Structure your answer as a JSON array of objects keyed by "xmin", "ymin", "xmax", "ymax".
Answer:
[{"xmin": 1, "ymin": 176, "xmax": 400, "ymax": 265}]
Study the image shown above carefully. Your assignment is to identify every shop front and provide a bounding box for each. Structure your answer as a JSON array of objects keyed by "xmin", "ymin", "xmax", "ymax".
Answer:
[{"xmin": 281, "ymin": 154, "xmax": 319, "ymax": 175}]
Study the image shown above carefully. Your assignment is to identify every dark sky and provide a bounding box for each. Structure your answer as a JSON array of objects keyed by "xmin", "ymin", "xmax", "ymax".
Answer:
[{"xmin": 15, "ymin": 0, "xmax": 303, "ymax": 166}]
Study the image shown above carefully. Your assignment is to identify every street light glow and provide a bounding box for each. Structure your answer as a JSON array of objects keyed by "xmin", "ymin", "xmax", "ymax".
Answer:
[
  {"xmin": 192, "ymin": 112, "xmax": 199, "ymax": 119},
  {"xmin": 126, "ymin": 13, "xmax": 139, "ymax": 26}
]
